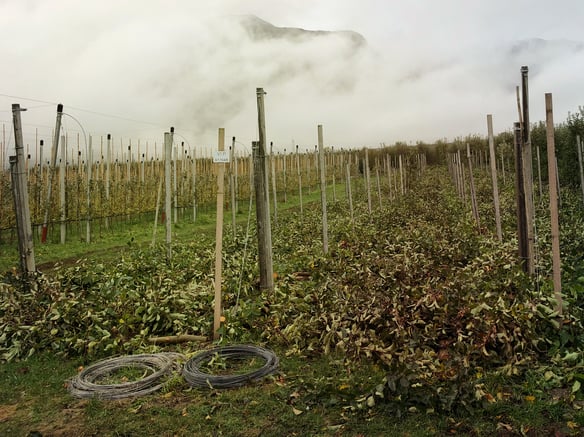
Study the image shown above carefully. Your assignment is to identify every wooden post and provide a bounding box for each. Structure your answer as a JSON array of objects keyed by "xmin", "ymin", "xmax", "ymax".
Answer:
[
  {"xmin": 398, "ymin": 154, "xmax": 405, "ymax": 195},
  {"xmin": 60, "ymin": 135, "xmax": 66, "ymax": 244},
  {"xmin": 376, "ymin": 167, "xmax": 382, "ymax": 208},
  {"xmin": 545, "ymin": 93, "xmax": 562, "ymax": 316},
  {"xmin": 41, "ymin": 104, "xmax": 63, "ymax": 243},
  {"xmin": 296, "ymin": 144, "xmax": 303, "ymax": 217},
  {"xmin": 521, "ymin": 66, "xmax": 535, "ymax": 275},
  {"xmin": 230, "ymin": 138, "xmax": 236, "ymax": 238},
  {"xmin": 577, "ymin": 135, "xmax": 584, "ymax": 205},
  {"xmin": 487, "ymin": 115, "xmax": 502, "ymax": 241},
  {"xmin": 514, "ymin": 122, "xmax": 528, "ymax": 271},
  {"xmin": 365, "ymin": 149, "xmax": 372, "ymax": 214},
  {"xmin": 105, "ymin": 134, "xmax": 111, "ymax": 230},
  {"xmin": 270, "ymin": 141, "xmax": 278, "ymax": 224},
  {"xmin": 466, "ymin": 143, "xmax": 481, "ymax": 231},
  {"xmin": 152, "ymin": 176, "xmax": 163, "ymax": 246},
  {"xmin": 255, "ymin": 88, "xmax": 274, "ymax": 291},
  {"xmin": 331, "ymin": 147, "xmax": 337, "ymax": 202},
  {"xmin": 318, "ymin": 125, "xmax": 329, "ymax": 254},
  {"xmin": 234, "ymin": 139, "xmax": 239, "ymax": 212},
  {"xmin": 536, "ymin": 145, "xmax": 543, "ymax": 200},
  {"xmin": 213, "ymin": 128, "xmax": 226, "ymax": 340},
  {"xmin": 86, "ymin": 135, "xmax": 92, "ymax": 243},
  {"xmin": 164, "ymin": 129, "xmax": 173, "ymax": 259},
  {"xmin": 500, "ymin": 153, "xmax": 506, "ymax": 185},
  {"xmin": 283, "ymin": 149, "xmax": 288, "ymax": 203},
  {"xmin": 173, "ymin": 143, "xmax": 178, "ymax": 224},
  {"xmin": 192, "ymin": 147, "xmax": 197, "ymax": 221},
  {"xmin": 10, "ymin": 104, "xmax": 36, "ymax": 275},
  {"xmin": 346, "ymin": 162, "xmax": 354, "ymax": 225}
]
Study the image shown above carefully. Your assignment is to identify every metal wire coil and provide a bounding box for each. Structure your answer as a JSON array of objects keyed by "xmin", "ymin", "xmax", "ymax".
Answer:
[
  {"xmin": 182, "ymin": 345, "xmax": 279, "ymax": 389},
  {"xmin": 67, "ymin": 352, "xmax": 184, "ymax": 399}
]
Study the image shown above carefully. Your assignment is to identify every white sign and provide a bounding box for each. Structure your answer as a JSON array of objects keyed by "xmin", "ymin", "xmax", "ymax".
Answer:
[{"xmin": 213, "ymin": 150, "xmax": 230, "ymax": 163}]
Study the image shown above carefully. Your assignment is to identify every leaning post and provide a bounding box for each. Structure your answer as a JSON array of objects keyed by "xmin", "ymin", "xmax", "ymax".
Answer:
[{"xmin": 10, "ymin": 104, "xmax": 36, "ymax": 275}]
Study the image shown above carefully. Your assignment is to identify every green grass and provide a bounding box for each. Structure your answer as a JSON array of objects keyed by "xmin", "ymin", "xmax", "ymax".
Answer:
[{"xmin": 1, "ymin": 350, "xmax": 583, "ymax": 436}]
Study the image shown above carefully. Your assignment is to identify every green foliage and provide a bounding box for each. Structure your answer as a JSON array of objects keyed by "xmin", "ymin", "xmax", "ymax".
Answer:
[
  {"xmin": 2, "ymin": 162, "xmax": 584, "ymax": 422},
  {"xmin": 0, "ymin": 242, "xmax": 216, "ymax": 360}
]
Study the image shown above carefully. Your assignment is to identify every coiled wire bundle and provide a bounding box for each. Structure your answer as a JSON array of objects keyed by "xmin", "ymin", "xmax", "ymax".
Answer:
[
  {"xmin": 68, "ymin": 352, "xmax": 184, "ymax": 400},
  {"xmin": 182, "ymin": 345, "xmax": 279, "ymax": 389}
]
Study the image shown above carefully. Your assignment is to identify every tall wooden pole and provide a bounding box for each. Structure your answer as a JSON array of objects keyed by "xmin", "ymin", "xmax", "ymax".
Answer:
[
  {"xmin": 545, "ymin": 93, "xmax": 563, "ymax": 316},
  {"xmin": 255, "ymin": 88, "xmax": 274, "ymax": 292},
  {"xmin": 86, "ymin": 135, "xmax": 92, "ymax": 243},
  {"xmin": 10, "ymin": 104, "xmax": 36, "ymax": 275},
  {"xmin": 577, "ymin": 135, "xmax": 584, "ymax": 205},
  {"xmin": 41, "ymin": 104, "xmax": 63, "ymax": 243},
  {"xmin": 399, "ymin": 154, "xmax": 405, "ymax": 195},
  {"xmin": 213, "ymin": 128, "xmax": 226, "ymax": 340},
  {"xmin": 59, "ymin": 135, "xmax": 66, "ymax": 244},
  {"xmin": 270, "ymin": 141, "xmax": 278, "ymax": 224},
  {"xmin": 365, "ymin": 149, "xmax": 372, "ymax": 214},
  {"xmin": 376, "ymin": 167, "xmax": 382, "ymax": 208},
  {"xmin": 296, "ymin": 144, "xmax": 303, "ymax": 217},
  {"xmin": 164, "ymin": 129, "xmax": 173, "ymax": 259},
  {"xmin": 346, "ymin": 162, "xmax": 354, "ymax": 226},
  {"xmin": 521, "ymin": 66, "xmax": 535, "ymax": 275},
  {"xmin": 318, "ymin": 125, "xmax": 329, "ymax": 254},
  {"xmin": 234, "ymin": 138, "xmax": 239, "ymax": 213},
  {"xmin": 536, "ymin": 145, "xmax": 543, "ymax": 200},
  {"xmin": 230, "ymin": 137, "xmax": 237, "ymax": 238},
  {"xmin": 487, "ymin": 115, "xmax": 502, "ymax": 241},
  {"xmin": 105, "ymin": 133, "xmax": 111, "ymax": 230},
  {"xmin": 283, "ymin": 149, "xmax": 288, "ymax": 203},
  {"xmin": 514, "ymin": 122, "xmax": 528, "ymax": 271},
  {"xmin": 173, "ymin": 143, "xmax": 178, "ymax": 224},
  {"xmin": 466, "ymin": 143, "xmax": 481, "ymax": 231}
]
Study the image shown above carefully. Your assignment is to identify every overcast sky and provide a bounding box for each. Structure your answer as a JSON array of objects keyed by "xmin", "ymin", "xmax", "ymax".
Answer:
[{"xmin": 1, "ymin": 0, "xmax": 583, "ymax": 159}]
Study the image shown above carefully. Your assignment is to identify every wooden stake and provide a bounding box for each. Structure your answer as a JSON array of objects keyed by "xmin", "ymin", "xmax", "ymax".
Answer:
[
  {"xmin": 105, "ymin": 134, "xmax": 111, "ymax": 230},
  {"xmin": 152, "ymin": 176, "xmax": 163, "ymax": 246},
  {"xmin": 255, "ymin": 88, "xmax": 274, "ymax": 292},
  {"xmin": 283, "ymin": 149, "xmax": 288, "ymax": 203},
  {"xmin": 487, "ymin": 115, "xmax": 502, "ymax": 241},
  {"xmin": 365, "ymin": 149, "xmax": 372, "ymax": 214},
  {"xmin": 148, "ymin": 334, "xmax": 207, "ymax": 345},
  {"xmin": 60, "ymin": 135, "xmax": 66, "ymax": 244},
  {"xmin": 10, "ymin": 104, "xmax": 36, "ymax": 275},
  {"xmin": 164, "ymin": 130, "xmax": 173, "ymax": 259},
  {"xmin": 545, "ymin": 93, "xmax": 562, "ymax": 316},
  {"xmin": 514, "ymin": 122, "xmax": 529, "ymax": 271},
  {"xmin": 577, "ymin": 135, "xmax": 584, "ymax": 205},
  {"xmin": 213, "ymin": 128, "xmax": 226, "ymax": 340},
  {"xmin": 41, "ymin": 104, "xmax": 63, "ymax": 243},
  {"xmin": 399, "ymin": 154, "xmax": 405, "ymax": 195},
  {"xmin": 192, "ymin": 147, "xmax": 197, "ymax": 221},
  {"xmin": 536, "ymin": 144, "xmax": 543, "ymax": 201},
  {"xmin": 521, "ymin": 66, "xmax": 535, "ymax": 275},
  {"xmin": 230, "ymin": 138, "xmax": 236, "ymax": 238},
  {"xmin": 86, "ymin": 135, "xmax": 92, "ymax": 243},
  {"xmin": 376, "ymin": 167, "xmax": 382, "ymax": 209},
  {"xmin": 296, "ymin": 145, "xmax": 303, "ymax": 217},
  {"xmin": 318, "ymin": 125, "xmax": 328, "ymax": 254},
  {"xmin": 466, "ymin": 143, "xmax": 481, "ymax": 231},
  {"xmin": 173, "ymin": 144, "xmax": 178, "ymax": 224},
  {"xmin": 346, "ymin": 162, "xmax": 354, "ymax": 226},
  {"xmin": 270, "ymin": 141, "xmax": 278, "ymax": 224}
]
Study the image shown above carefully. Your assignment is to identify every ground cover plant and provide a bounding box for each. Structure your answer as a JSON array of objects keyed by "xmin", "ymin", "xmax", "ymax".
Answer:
[{"xmin": 1, "ymin": 164, "xmax": 584, "ymax": 435}]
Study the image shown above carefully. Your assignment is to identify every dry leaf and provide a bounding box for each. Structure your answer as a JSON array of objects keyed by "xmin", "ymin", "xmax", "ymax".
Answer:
[{"xmin": 292, "ymin": 407, "xmax": 303, "ymax": 416}]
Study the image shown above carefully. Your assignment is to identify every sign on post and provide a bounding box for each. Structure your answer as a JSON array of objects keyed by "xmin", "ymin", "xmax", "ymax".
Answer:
[{"xmin": 213, "ymin": 150, "xmax": 230, "ymax": 163}]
